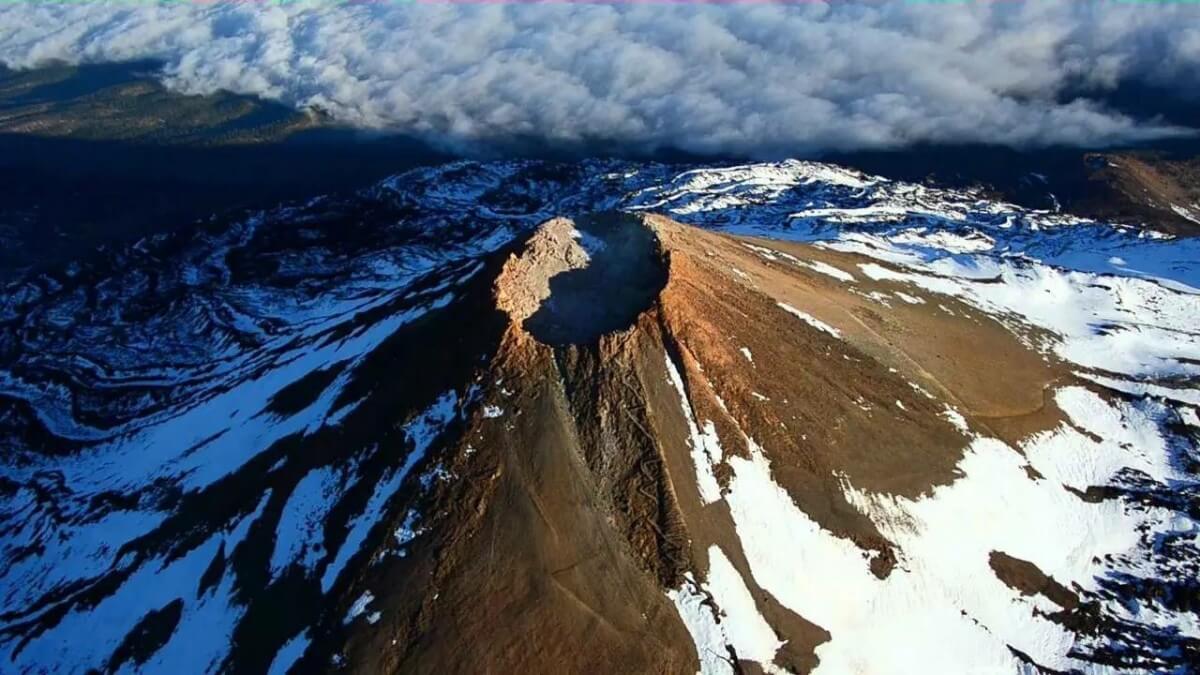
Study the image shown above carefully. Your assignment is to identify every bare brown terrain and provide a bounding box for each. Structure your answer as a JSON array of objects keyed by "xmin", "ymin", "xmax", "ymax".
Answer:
[
  {"xmin": 297, "ymin": 212, "xmax": 1081, "ymax": 674},
  {"xmin": 989, "ymin": 552, "xmax": 1080, "ymax": 612},
  {"xmin": 1079, "ymin": 152, "xmax": 1200, "ymax": 235}
]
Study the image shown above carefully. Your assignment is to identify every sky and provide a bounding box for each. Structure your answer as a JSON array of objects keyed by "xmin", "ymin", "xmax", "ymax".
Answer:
[{"xmin": 1, "ymin": 1, "xmax": 1198, "ymax": 156}]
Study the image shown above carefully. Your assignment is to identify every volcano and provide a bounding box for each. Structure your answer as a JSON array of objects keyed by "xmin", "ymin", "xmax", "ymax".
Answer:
[
  {"xmin": 0, "ymin": 160, "xmax": 1197, "ymax": 674},
  {"xmin": 355, "ymin": 211, "xmax": 998, "ymax": 673}
]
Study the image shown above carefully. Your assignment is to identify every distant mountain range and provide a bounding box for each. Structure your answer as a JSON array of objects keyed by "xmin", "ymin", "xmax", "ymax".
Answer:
[{"xmin": 2, "ymin": 62, "xmax": 1198, "ymax": 286}]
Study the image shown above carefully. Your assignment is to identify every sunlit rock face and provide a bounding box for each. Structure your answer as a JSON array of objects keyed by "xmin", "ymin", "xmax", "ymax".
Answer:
[{"xmin": 495, "ymin": 213, "xmax": 666, "ymax": 346}]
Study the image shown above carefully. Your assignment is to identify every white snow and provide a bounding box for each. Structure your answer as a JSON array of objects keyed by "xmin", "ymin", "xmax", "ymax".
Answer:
[
  {"xmin": 705, "ymin": 547, "xmax": 785, "ymax": 671},
  {"xmin": 344, "ymin": 590, "xmax": 376, "ymax": 624},
  {"xmin": 1181, "ymin": 406, "xmax": 1200, "ymax": 428},
  {"xmin": 570, "ymin": 226, "xmax": 609, "ymax": 257},
  {"xmin": 666, "ymin": 547, "xmax": 786, "ymax": 675},
  {"xmin": 623, "ymin": 158, "xmax": 1200, "ymax": 674},
  {"xmin": 941, "ymin": 408, "xmax": 970, "ymax": 433},
  {"xmin": 715, "ymin": 387, "xmax": 1184, "ymax": 674},
  {"xmin": 1076, "ymin": 372, "xmax": 1200, "ymax": 406},
  {"xmin": 321, "ymin": 391, "xmax": 458, "ymax": 592},
  {"xmin": 630, "ymin": 161, "xmax": 872, "ymax": 217},
  {"xmin": 666, "ymin": 576, "xmax": 735, "ymax": 675},
  {"xmin": 0, "ymin": 284, "xmax": 465, "ymax": 635},
  {"xmin": 777, "ymin": 303, "xmax": 841, "ymax": 338},
  {"xmin": 271, "ymin": 466, "xmax": 350, "ymax": 579},
  {"xmin": 665, "ymin": 354, "xmax": 724, "ymax": 504},
  {"xmin": 267, "ymin": 630, "xmax": 310, "ymax": 675},
  {"xmin": 5, "ymin": 156, "xmax": 1200, "ymax": 673},
  {"xmin": 1170, "ymin": 204, "xmax": 1200, "ymax": 225},
  {"xmin": 393, "ymin": 509, "xmax": 423, "ymax": 556},
  {"xmin": 890, "ymin": 228, "xmax": 995, "ymax": 253},
  {"xmin": 793, "ymin": 258, "xmax": 856, "ymax": 282},
  {"xmin": 742, "ymin": 243, "xmax": 780, "ymax": 261},
  {"xmin": 858, "ymin": 259, "xmax": 1200, "ymax": 380},
  {"xmin": 11, "ymin": 492, "xmax": 272, "ymax": 672}
]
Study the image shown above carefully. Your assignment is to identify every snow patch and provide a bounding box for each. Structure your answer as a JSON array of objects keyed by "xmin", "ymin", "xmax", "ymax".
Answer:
[
  {"xmin": 344, "ymin": 590, "xmax": 376, "ymax": 624},
  {"xmin": 321, "ymin": 391, "xmax": 458, "ymax": 592},
  {"xmin": 706, "ymin": 547, "xmax": 785, "ymax": 671},
  {"xmin": 777, "ymin": 303, "xmax": 841, "ymax": 338},
  {"xmin": 794, "ymin": 258, "xmax": 856, "ymax": 282},
  {"xmin": 268, "ymin": 630, "xmax": 310, "ymax": 675},
  {"xmin": 666, "ymin": 576, "xmax": 734, "ymax": 675},
  {"xmin": 718, "ymin": 387, "xmax": 1187, "ymax": 674},
  {"xmin": 665, "ymin": 354, "xmax": 724, "ymax": 504},
  {"xmin": 941, "ymin": 408, "xmax": 970, "ymax": 433}
]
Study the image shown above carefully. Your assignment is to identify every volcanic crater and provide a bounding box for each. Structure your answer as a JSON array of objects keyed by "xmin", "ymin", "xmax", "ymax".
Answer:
[{"xmin": 495, "ymin": 212, "xmax": 668, "ymax": 346}]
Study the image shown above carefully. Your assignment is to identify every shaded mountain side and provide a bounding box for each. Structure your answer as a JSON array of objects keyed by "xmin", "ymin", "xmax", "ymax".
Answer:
[
  {"xmin": 2, "ymin": 60, "xmax": 1198, "ymax": 286},
  {"xmin": 829, "ymin": 144, "xmax": 1200, "ymax": 236},
  {"xmin": 1075, "ymin": 152, "xmax": 1200, "ymax": 235},
  {"xmin": 0, "ymin": 63, "xmax": 450, "ymax": 279},
  {"xmin": 0, "ymin": 245, "xmax": 516, "ymax": 674}
]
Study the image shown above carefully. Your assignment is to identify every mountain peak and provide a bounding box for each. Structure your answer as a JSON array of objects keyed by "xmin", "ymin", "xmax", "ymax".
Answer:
[{"xmin": 495, "ymin": 213, "xmax": 667, "ymax": 347}]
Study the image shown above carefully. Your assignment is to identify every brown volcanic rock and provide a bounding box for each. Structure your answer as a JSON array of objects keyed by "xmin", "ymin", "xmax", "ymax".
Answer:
[
  {"xmin": 1078, "ymin": 152, "xmax": 1200, "ymax": 235},
  {"xmin": 497, "ymin": 212, "xmax": 669, "ymax": 345},
  {"xmin": 380, "ymin": 336, "xmax": 697, "ymax": 674},
  {"xmin": 989, "ymin": 551, "xmax": 1080, "ymax": 611},
  {"xmin": 329, "ymin": 212, "xmax": 1068, "ymax": 674},
  {"xmin": 493, "ymin": 216, "xmax": 591, "ymax": 325}
]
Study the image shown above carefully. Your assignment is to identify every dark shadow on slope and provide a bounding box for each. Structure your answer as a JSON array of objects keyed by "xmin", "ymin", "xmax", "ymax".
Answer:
[
  {"xmin": 524, "ymin": 213, "xmax": 667, "ymax": 346},
  {"xmin": 0, "ymin": 131, "xmax": 450, "ymax": 280}
]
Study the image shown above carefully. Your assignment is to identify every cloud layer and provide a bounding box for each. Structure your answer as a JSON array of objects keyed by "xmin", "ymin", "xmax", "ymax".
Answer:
[{"xmin": 1, "ymin": 1, "xmax": 1198, "ymax": 156}]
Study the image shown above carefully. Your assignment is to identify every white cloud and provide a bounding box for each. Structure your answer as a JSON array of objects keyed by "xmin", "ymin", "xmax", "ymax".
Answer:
[{"xmin": 0, "ymin": 1, "xmax": 1196, "ymax": 155}]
